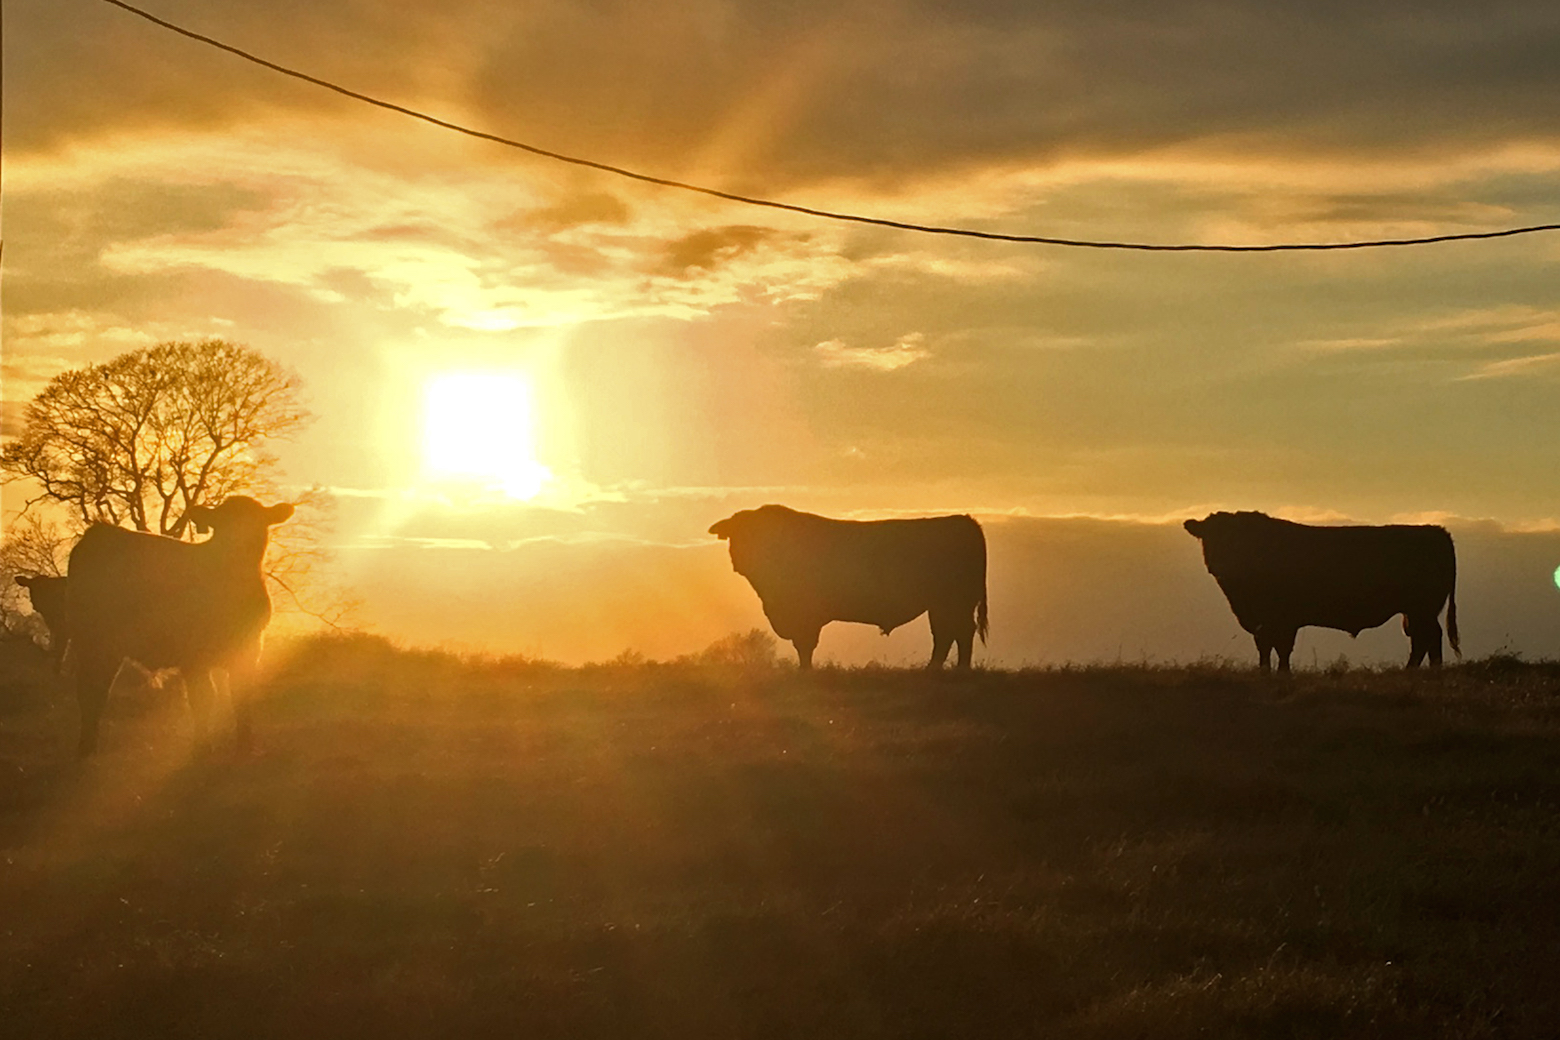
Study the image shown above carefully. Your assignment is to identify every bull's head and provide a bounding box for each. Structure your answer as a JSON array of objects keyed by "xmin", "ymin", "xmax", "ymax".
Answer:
[
  {"xmin": 709, "ymin": 506, "xmax": 799, "ymax": 580},
  {"xmin": 710, "ymin": 505, "xmax": 794, "ymax": 542},
  {"xmin": 709, "ymin": 512, "xmax": 751, "ymax": 541},
  {"xmin": 1183, "ymin": 512, "xmax": 1261, "ymax": 578},
  {"xmin": 14, "ymin": 574, "xmax": 68, "ymax": 625},
  {"xmin": 189, "ymin": 496, "xmax": 296, "ymax": 536},
  {"xmin": 1185, "ymin": 512, "xmax": 1255, "ymax": 542},
  {"xmin": 710, "ymin": 511, "xmax": 758, "ymax": 579}
]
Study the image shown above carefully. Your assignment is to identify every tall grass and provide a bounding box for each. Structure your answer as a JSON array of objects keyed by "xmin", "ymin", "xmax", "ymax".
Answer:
[{"xmin": 2, "ymin": 633, "xmax": 1558, "ymax": 1038}]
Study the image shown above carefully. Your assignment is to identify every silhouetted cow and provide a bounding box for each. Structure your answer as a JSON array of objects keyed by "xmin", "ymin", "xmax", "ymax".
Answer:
[
  {"xmin": 1184, "ymin": 511, "xmax": 1459, "ymax": 673},
  {"xmin": 67, "ymin": 496, "xmax": 294, "ymax": 755},
  {"xmin": 14, "ymin": 574, "xmax": 70, "ymax": 672},
  {"xmin": 709, "ymin": 505, "xmax": 988, "ymax": 669}
]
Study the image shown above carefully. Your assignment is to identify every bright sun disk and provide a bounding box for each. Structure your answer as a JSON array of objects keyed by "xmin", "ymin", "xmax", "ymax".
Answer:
[{"xmin": 423, "ymin": 371, "xmax": 551, "ymax": 499}]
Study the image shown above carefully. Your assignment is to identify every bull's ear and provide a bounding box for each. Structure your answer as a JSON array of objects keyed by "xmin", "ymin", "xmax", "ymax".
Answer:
[
  {"xmin": 15, "ymin": 575, "xmax": 32, "ymax": 588},
  {"xmin": 267, "ymin": 503, "xmax": 296, "ymax": 525},
  {"xmin": 1183, "ymin": 518, "xmax": 1203, "ymax": 538},
  {"xmin": 708, "ymin": 518, "xmax": 732, "ymax": 540},
  {"xmin": 188, "ymin": 506, "xmax": 214, "ymax": 535}
]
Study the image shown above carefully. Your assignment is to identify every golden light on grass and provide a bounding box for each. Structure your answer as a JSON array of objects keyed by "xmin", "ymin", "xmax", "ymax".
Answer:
[{"xmin": 422, "ymin": 371, "xmax": 552, "ymax": 500}]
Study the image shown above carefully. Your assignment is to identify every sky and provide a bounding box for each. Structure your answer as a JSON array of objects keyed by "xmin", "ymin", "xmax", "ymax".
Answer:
[{"xmin": 4, "ymin": 0, "xmax": 1560, "ymax": 664}]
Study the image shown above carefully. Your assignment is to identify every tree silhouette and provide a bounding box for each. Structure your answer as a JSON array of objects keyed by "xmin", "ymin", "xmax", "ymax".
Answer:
[{"xmin": 1, "ymin": 339, "xmax": 309, "ymax": 535}]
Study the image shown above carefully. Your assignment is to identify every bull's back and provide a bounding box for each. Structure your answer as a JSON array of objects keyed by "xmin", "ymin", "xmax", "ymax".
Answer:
[
  {"xmin": 810, "ymin": 515, "xmax": 985, "ymax": 623},
  {"xmin": 68, "ymin": 527, "xmax": 271, "ymax": 666},
  {"xmin": 1216, "ymin": 523, "xmax": 1454, "ymax": 631}
]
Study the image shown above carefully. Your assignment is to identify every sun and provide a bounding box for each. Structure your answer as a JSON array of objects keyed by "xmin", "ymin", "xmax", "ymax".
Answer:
[{"xmin": 422, "ymin": 371, "xmax": 552, "ymax": 499}]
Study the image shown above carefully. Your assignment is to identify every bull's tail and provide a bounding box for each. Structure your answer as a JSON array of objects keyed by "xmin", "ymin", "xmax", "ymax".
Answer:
[
  {"xmin": 974, "ymin": 520, "xmax": 989, "ymax": 645},
  {"xmin": 1446, "ymin": 542, "xmax": 1461, "ymax": 658}
]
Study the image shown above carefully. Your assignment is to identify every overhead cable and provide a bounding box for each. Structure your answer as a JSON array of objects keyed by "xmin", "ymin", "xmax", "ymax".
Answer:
[{"xmin": 102, "ymin": 0, "xmax": 1560, "ymax": 253}]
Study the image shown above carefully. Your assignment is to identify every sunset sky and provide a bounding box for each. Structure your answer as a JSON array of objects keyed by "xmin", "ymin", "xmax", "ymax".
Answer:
[{"xmin": 5, "ymin": 0, "xmax": 1560, "ymax": 663}]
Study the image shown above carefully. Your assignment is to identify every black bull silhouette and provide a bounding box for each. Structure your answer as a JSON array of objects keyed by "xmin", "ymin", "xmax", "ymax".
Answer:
[
  {"xmin": 1185, "ymin": 510, "xmax": 1459, "ymax": 673},
  {"xmin": 710, "ymin": 505, "xmax": 988, "ymax": 669},
  {"xmin": 67, "ymin": 496, "xmax": 294, "ymax": 755}
]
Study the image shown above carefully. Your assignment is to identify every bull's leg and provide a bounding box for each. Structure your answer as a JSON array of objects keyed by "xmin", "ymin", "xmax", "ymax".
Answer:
[
  {"xmin": 1405, "ymin": 614, "xmax": 1426, "ymax": 668},
  {"xmin": 927, "ymin": 613, "xmax": 956, "ymax": 671},
  {"xmin": 1273, "ymin": 628, "xmax": 1298, "ymax": 674},
  {"xmin": 791, "ymin": 629, "xmax": 820, "ymax": 670},
  {"xmin": 184, "ymin": 669, "xmax": 216, "ymax": 743},
  {"xmin": 227, "ymin": 650, "xmax": 262, "ymax": 753},
  {"xmin": 1405, "ymin": 615, "xmax": 1443, "ymax": 668},
  {"xmin": 929, "ymin": 608, "xmax": 977, "ymax": 670},
  {"xmin": 927, "ymin": 634, "xmax": 953, "ymax": 670},
  {"xmin": 75, "ymin": 653, "xmax": 120, "ymax": 757},
  {"xmin": 954, "ymin": 627, "xmax": 976, "ymax": 670},
  {"xmin": 1254, "ymin": 634, "xmax": 1273, "ymax": 674}
]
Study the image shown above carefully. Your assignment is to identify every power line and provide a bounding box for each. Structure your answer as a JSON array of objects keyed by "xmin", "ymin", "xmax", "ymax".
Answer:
[{"xmin": 102, "ymin": 0, "xmax": 1560, "ymax": 253}]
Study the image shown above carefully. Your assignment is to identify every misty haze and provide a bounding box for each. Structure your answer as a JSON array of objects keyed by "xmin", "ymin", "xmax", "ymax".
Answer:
[{"xmin": 6, "ymin": 0, "xmax": 1560, "ymax": 1036}]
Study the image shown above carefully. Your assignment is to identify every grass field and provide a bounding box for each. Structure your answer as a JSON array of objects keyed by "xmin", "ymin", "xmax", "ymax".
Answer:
[{"xmin": 3, "ymin": 634, "xmax": 1560, "ymax": 1038}]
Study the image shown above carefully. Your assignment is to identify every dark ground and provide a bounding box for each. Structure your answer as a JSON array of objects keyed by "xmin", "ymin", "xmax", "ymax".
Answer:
[{"xmin": 3, "ymin": 633, "xmax": 1560, "ymax": 1038}]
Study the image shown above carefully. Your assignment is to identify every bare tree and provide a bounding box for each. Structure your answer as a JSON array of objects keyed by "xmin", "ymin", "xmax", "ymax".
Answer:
[
  {"xmin": 263, "ymin": 485, "xmax": 359, "ymax": 632},
  {"xmin": 1, "ymin": 339, "xmax": 309, "ymax": 535}
]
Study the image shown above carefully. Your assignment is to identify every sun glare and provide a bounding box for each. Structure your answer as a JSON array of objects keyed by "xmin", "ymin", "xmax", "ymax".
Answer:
[{"xmin": 423, "ymin": 372, "xmax": 551, "ymax": 499}]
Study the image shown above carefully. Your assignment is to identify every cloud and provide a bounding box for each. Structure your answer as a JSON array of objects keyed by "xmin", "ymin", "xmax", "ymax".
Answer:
[
  {"xmin": 815, "ymin": 333, "xmax": 931, "ymax": 371},
  {"xmin": 1417, "ymin": 305, "xmax": 1560, "ymax": 339},
  {"xmin": 1, "ymin": 137, "xmax": 858, "ymax": 335},
  {"xmin": 1460, "ymin": 352, "xmax": 1560, "ymax": 381},
  {"xmin": 0, "ymin": 308, "xmax": 253, "ymax": 413},
  {"xmin": 1289, "ymin": 306, "xmax": 1560, "ymax": 376},
  {"xmin": 0, "ymin": 351, "xmax": 77, "ymax": 396},
  {"xmin": 14, "ymin": 0, "xmax": 1560, "ymax": 192},
  {"xmin": 659, "ymin": 226, "xmax": 774, "ymax": 274},
  {"xmin": 1293, "ymin": 336, "xmax": 1405, "ymax": 353},
  {"xmin": 510, "ymin": 192, "xmax": 632, "ymax": 232}
]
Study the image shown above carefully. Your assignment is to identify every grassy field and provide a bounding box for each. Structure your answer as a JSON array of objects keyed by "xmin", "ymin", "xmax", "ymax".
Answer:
[{"xmin": 2, "ymin": 634, "xmax": 1560, "ymax": 1039}]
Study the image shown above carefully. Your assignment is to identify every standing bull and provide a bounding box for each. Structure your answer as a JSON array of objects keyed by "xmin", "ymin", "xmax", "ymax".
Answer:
[
  {"xmin": 67, "ymin": 496, "xmax": 294, "ymax": 755},
  {"xmin": 709, "ymin": 505, "xmax": 988, "ymax": 669},
  {"xmin": 1184, "ymin": 510, "xmax": 1459, "ymax": 673}
]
